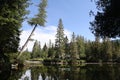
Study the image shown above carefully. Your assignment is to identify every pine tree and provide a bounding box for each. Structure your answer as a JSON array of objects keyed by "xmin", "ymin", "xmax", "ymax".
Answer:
[
  {"xmin": 105, "ymin": 38, "xmax": 113, "ymax": 61},
  {"xmin": 64, "ymin": 36, "xmax": 70, "ymax": 59},
  {"xmin": 55, "ymin": 19, "xmax": 65, "ymax": 59},
  {"xmin": 0, "ymin": 0, "xmax": 29, "ymax": 57},
  {"xmin": 48, "ymin": 40, "xmax": 55, "ymax": 59},
  {"xmin": 76, "ymin": 35, "xmax": 85, "ymax": 59},
  {"xmin": 92, "ymin": 35, "xmax": 101, "ymax": 62},
  {"xmin": 31, "ymin": 40, "xmax": 41, "ymax": 58},
  {"xmin": 42, "ymin": 43, "xmax": 48, "ymax": 58},
  {"xmin": 48, "ymin": 44, "xmax": 55, "ymax": 59},
  {"xmin": 70, "ymin": 32, "xmax": 78, "ymax": 64},
  {"xmin": 101, "ymin": 37, "xmax": 112, "ymax": 61},
  {"xmin": 18, "ymin": 0, "xmax": 47, "ymax": 59},
  {"xmin": 112, "ymin": 40, "xmax": 120, "ymax": 61},
  {"xmin": 85, "ymin": 40, "xmax": 92, "ymax": 62}
]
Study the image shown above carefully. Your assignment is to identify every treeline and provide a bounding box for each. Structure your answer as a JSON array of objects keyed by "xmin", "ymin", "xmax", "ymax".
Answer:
[{"xmin": 21, "ymin": 19, "xmax": 120, "ymax": 63}]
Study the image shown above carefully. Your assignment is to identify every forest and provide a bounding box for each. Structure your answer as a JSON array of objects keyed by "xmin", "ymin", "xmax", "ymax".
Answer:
[
  {"xmin": 1, "ymin": 0, "xmax": 120, "ymax": 79},
  {"xmin": 0, "ymin": 0, "xmax": 120, "ymax": 67},
  {"xmin": 17, "ymin": 18, "xmax": 120, "ymax": 64}
]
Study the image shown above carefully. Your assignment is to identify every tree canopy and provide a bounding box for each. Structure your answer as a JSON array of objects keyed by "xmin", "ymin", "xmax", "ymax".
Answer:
[
  {"xmin": 90, "ymin": 0, "xmax": 120, "ymax": 38},
  {"xmin": 0, "ymin": 0, "xmax": 29, "ymax": 55}
]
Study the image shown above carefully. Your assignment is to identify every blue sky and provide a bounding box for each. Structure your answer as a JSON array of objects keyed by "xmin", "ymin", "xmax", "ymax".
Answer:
[{"xmin": 20, "ymin": 0, "xmax": 97, "ymax": 50}]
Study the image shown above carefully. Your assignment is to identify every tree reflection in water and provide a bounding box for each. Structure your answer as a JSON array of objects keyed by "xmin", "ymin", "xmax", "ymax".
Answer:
[{"xmin": 2, "ymin": 64, "xmax": 120, "ymax": 80}]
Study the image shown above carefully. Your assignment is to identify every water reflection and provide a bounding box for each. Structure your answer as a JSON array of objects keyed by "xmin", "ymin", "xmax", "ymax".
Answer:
[
  {"xmin": 1, "ymin": 64, "xmax": 120, "ymax": 80},
  {"xmin": 20, "ymin": 70, "xmax": 31, "ymax": 80}
]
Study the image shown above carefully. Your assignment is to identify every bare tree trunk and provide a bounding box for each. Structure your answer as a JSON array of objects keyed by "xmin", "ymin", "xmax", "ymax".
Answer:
[{"xmin": 17, "ymin": 24, "xmax": 37, "ymax": 59}]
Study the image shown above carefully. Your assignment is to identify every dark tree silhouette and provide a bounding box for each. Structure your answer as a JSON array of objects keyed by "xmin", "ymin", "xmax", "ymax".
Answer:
[{"xmin": 90, "ymin": 0, "xmax": 120, "ymax": 38}]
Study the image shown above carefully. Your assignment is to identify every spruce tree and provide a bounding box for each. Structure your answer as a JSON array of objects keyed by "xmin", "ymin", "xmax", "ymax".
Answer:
[{"xmin": 55, "ymin": 19, "xmax": 65, "ymax": 59}]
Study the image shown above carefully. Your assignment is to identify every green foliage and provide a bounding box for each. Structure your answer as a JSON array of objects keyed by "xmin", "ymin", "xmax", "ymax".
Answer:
[
  {"xmin": 64, "ymin": 36, "xmax": 70, "ymax": 59},
  {"xmin": 76, "ymin": 35, "xmax": 85, "ymax": 59},
  {"xmin": 55, "ymin": 19, "xmax": 65, "ymax": 59},
  {"xmin": 19, "ymin": 49, "xmax": 31, "ymax": 62},
  {"xmin": 31, "ymin": 40, "xmax": 41, "ymax": 58},
  {"xmin": 85, "ymin": 40, "xmax": 92, "ymax": 61},
  {"xmin": 0, "ymin": 0, "xmax": 29, "ymax": 54},
  {"xmin": 70, "ymin": 32, "xmax": 78, "ymax": 64},
  {"xmin": 41, "ymin": 43, "xmax": 48, "ymax": 58},
  {"xmin": 101, "ymin": 38, "xmax": 113, "ymax": 61},
  {"xmin": 48, "ymin": 44, "xmax": 55, "ymax": 59},
  {"xmin": 112, "ymin": 40, "xmax": 120, "ymax": 61},
  {"xmin": 28, "ymin": 0, "xmax": 47, "ymax": 26},
  {"xmin": 18, "ymin": 0, "xmax": 47, "ymax": 59},
  {"xmin": 90, "ymin": 0, "xmax": 120, "ymax": 38}
]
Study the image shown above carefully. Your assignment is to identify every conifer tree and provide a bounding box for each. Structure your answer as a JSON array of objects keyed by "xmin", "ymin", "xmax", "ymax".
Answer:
[
  {"xmin": 55, "ymin": 19, "xmax": 65, "ymax": 59},
  {"xmin": 42, "ymin": 43, "xmax": 48, "ymax": 58},
  {"xmin": 48, "ymin": 40, "xmax": 55, "ymax": 59},
  {"xmin": 48, "ymin": 44, "xmax": 55, "ymax": 59},
  {"xmin": 85, "ymin": 40, "xmax": 92, "ymax": 62},
  {"xmin": 31, "ymin": 40, "xmax": 41, "ymax": 58},
  {"xmin": 90, "ymin": 0, "xmax": 120, "ymax": 38},
  {"xmin": 70, "ymin": 32, "xmax": 78, "ymax": 64},
  {"xmin": 105, "ymin": 38, "xmax": 113, "ymax": 61},
  {"xmin": 92, "ymin": 35, "xmax": 101, "ymax": 62},
  {"xmin": 112, "ymin": 40, "xmax": 120, "ymax": 61},
  {"xmin": 101, "ymin": 37, "xmax": 112, "ymax": 61},
  {"xmin": 18, "ymin": 0, "xmax": 47, "ymax": 59},
  {"xmin": 76, "ymin": 35, "xmax": 85, "ymax": 59},
  {"xmin": 64, "ymin": 36, "xmax": 70, "ymax": 59},
  {"xmin": 0, "ymin": 0, "xmax": 29, "ymax": 57}
]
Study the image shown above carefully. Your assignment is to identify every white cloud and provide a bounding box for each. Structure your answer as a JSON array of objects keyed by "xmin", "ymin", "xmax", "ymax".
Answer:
[{"xmin": 19, "ymin": 26, "xmax": 72, "ymax": 51}]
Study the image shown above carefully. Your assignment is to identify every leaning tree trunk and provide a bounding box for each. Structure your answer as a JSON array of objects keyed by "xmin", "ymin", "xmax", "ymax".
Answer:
[{"xmin": 17, "ymin": 24, "xmax": 37, "ymax": 59}]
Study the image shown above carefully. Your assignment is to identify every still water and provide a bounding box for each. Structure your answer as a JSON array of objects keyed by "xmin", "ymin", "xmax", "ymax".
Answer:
[{"xmin": 1, "ymin": 64, "xmax": 120, "ymax": 80}]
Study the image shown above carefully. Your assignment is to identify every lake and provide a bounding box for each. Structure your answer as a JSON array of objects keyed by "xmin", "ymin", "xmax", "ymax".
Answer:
[{"xmin": 1, "ymin": 64, "xmax": 120, "ymax": 80}]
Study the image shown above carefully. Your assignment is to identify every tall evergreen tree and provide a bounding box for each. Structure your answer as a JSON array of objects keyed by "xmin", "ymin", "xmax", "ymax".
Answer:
[
  {"xmin": 64, "ymin": 36, "xmax": 70, "ymax": 59},
  {"xmin": 18, "ymin": 0, "xmax": 47, "ymax": 59},
  {"xmin": 55, "ymin": 19, "xmax": 65, "ymax": 59},
  {"xmin": 42, "ymin": 43, "xmax": 48, "ymax": 58},
  {"xmin": 31, "ymin": 40, "xmax": 41, "ymax": 58},
  {"xmin": 76, "ymin": 35, "xmax": 85, "ymax": 59},
  {"xmin": 48, "ymin": 40, "xmax": 55, "ymax": 58},
  {"xmin": 85, "ymin": 40, "xmax": 93, "ymax": 62},
  {"xmin": 48, "ymin": 44, "xmax": 55, "ymax": 59},
  {"xmin": 91, "ymin": 35, "xmax": 101, "ymax": 62},
  {"xmin": 0, "ymin": 0, "xmax": 29, "ymax": 56},
  {"xmin": 70, "ymin": 32, "xmax": 78, "ymax": 64},
  {"xmin": 112, "ymin": 40, "xmax": 120, "ymax": 61},
  {"xmin": 105, "ymin": 38, "xmax": 113, "ymax": 61},
  {"xmin": 101, "ymin": 37, "xmax": 112, "ymax": 61}
]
